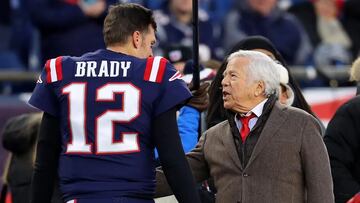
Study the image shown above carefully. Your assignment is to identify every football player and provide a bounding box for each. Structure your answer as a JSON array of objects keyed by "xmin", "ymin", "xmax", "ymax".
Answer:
[{"xmin": 29, "ymin": 3, "xmax": 201, "ymax": 203}]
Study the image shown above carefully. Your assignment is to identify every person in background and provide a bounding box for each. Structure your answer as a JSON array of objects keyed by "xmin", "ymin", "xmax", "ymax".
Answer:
[
  {"xmin": 156, "ymin": 50, "xmax": 334, "ymax": 203},
  {"xmin": 288, "ymin": 0, "xmax": 352, "ymax": 68},
  {"xmin": 342, "ymin": 0, "xmax": 360, "ymax": 59},
  {"xmin": 29, "ymin": 0, "xmax": 118, "ymax": 64},
  {"xmin": 141, "ymin": 0, "xmax": 233, "ymax": 24},
  {"xmin": 154, "ymin": 44, "xmax": 211, "ymax": 159},
  {"xmin": 153, "ymin": 0, "xmax": 223, "ymax": 61},
  {"xmin": 0, "ymin": 0, "xmax": 38, "ymax": 70},
  {"xmin": 277, "ymin": 61, "xmax": 295, "ymax": 106},
  {"xmin": 207, "ymin": 36, "xmax": 317, "ymax": 129},
  {"xmin": 1, "ymin": 113, "xmax": 62, "ymax": 203},
  {"xmin": 324, "ymin": 57, "xmax": 360, "ymax": 203},
  {"xmin": 223, "ymin": 0, "xmax": 312, "ymax": 65},
  {"xmin": 29, "ymin": 3, "xmax": 201, "ymax": 203}
]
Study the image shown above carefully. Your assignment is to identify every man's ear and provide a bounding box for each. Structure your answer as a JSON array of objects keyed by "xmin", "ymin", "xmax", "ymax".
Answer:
[
  {"xmin": 132, "ymin": 31, "xmax": 141, "ymax": 48},
  {"xmin": 255, "ymin": 80, "xmax": 265, "ymax": 97}
]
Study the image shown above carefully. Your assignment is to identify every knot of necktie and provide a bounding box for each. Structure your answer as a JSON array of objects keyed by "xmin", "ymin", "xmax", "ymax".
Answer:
[{"xmin": 239, "ymin": 113, "xmax": 256, "ymax": 142}]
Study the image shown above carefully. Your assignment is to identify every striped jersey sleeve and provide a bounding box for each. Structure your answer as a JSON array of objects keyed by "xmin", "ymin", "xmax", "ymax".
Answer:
[
  {"xmin": 143, "ymin": 56, "xmax": 167, "ymax": 83},
  {"xmin": 148, "ymin": 57, "xmax": 192, "ymax": 116},
  {"xmin": 28, "ymin": 57, "xmax": 64, "ymax": 116},
  {"xmin": 45, "ymin": 57, "xmax": 63, "ymax": 83}
]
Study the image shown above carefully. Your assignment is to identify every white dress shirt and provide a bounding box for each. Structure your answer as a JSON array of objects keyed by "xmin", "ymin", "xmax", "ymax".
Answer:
[{"xmin": 235, "ymin": 99, "xmax": 268, "ymax": 132}]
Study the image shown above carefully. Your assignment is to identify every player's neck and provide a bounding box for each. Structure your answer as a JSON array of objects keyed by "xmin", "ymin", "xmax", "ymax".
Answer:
[{"xmin": 107, "ymin": 45, "xmax": 136, "ymax": 57}]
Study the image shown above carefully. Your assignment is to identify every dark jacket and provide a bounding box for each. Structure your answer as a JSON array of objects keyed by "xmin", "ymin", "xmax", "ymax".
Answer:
[
  {"xmin": 223, "ymin": 6, "xmax": 312, "ymax": 65},
  {"xmin": 343, "ymin": 0, "xmax": 360, "ymax": 57},
  {"xmin": 2, "ymin": 113, "xmax": 62, "ymax": 203},
  {"xmin": 324, "ymin": 96, "xmax": 360, "ymax": 203}
]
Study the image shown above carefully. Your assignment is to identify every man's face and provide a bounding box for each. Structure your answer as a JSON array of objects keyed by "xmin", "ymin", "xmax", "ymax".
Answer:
[
  {"xmin": 221, "ymin": 57, "xmax": 259, "ymax": 113},
  {"xmin": 139, "ymin": 25, "xmax": 156, "ymax": 58},
  {"xmin": 170, "ymin": 0, "xmax": 192, "ymax": 14},
  {"xmin": 248, "ymin": 0, "xmax": 277, "ymax": 16}
]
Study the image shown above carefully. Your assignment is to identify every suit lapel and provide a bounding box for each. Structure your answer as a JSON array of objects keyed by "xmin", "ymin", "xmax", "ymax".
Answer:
[
  {"xmin": 246, "ymin": 103, "xmax": 287, "ymax": 168},
  {"xmin": 222, "ymin": 122, "xmax": 243, "ymax": 170}
]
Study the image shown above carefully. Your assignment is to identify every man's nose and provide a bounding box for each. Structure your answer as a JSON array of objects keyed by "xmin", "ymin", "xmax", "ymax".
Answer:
[{"xmin": 221, "ymin": 77, "xmax": 228, "ymax": 87}]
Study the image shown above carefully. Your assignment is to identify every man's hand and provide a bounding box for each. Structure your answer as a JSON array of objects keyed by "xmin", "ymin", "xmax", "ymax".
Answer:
[{"xmin": 187, "ymin": 82, "xmax": 210, "ymax": 112}]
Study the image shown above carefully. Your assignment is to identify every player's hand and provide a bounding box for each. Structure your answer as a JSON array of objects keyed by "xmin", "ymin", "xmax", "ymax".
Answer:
[
  {"xmin": 187, "ymin": 81, "xmax": 210, "ymax": 112},
  {"xmin": 79, "ymin": 0, "xmax": 106, "ymax": 18}
]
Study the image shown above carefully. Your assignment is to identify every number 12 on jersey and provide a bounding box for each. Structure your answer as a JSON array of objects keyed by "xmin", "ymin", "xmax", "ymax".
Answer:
[{"xmin": 62, "ymin": 83, "xmax": 141, "ymax": 154}]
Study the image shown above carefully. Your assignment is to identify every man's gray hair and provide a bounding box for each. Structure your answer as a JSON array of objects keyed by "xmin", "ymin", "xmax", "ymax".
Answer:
[{"xmin": 227, "ymin": 50, "xmax": 283, "ymax": 97}]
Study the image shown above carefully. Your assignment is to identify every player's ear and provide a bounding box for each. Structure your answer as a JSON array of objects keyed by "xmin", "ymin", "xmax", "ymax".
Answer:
[{"xmin": 132, "ymin": 31, "xmax": 141, "ymax": 49}]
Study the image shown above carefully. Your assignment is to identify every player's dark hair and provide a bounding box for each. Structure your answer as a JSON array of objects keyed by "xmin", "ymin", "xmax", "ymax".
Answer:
[{"xmin": 103, "ymin": 3, "xmax": 157, "ymax": 46}]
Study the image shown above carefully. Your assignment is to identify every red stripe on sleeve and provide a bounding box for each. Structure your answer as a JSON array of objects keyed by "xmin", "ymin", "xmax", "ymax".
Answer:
[
  {"xmin": 55, "ymin": 56, "xmax": 63, "ymax": 81},
  {"xmin": 45, "ymin": 59, "xmax": 51, "ymax": 83},
  {"xmin": 144, "ymin": 57, "xmax": 154, "ymax": 81},
  {"xmin": 155, "ymin": 58, "xmax": 167, "ymax": 83}
]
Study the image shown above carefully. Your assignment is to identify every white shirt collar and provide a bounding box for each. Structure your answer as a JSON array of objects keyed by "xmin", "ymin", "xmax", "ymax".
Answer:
[
  {"xmin": 237, "ymin": 98, "xmax": 268, "ymax": 118},
  {"xmin": 234, "ymin": 98, "xmax": 268, "ymax": 131}
]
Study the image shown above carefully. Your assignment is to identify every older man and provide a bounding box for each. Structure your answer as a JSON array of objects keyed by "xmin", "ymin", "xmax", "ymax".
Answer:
[{"xmin": 156, "ymin": 50, "xmax": 334, "ymax": 203}]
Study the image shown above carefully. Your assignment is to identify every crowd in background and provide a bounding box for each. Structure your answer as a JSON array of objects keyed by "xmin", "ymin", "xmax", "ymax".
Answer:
[
  {"xmin": 1, "ymin": 1, "xmax": 360, "ymax": 203},
  {"xmin": 0, "ymin": 0, "xmax": 360, "ymax": 94}
]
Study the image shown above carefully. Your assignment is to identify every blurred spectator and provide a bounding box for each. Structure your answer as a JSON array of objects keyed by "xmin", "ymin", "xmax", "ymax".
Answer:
[
  {"xmin": 119, "ymin": 0, "xmax": 159, "ymax": 9},
  {"xmin": 155, "ymin": 45, "xmax": 213, "ymax": 160},
  {"xmin": 157, "ymin": 45, "xmax": 213, "ymax": 201},
  {"xmin": 223, "ymin": 0, "xmax": 312, "ymax": 65},
  {"xmin": 207, "ymin": 36, "xmax": 317, "ymax": 129},
  {"xmin": 199, "ymin": 0, "xmax": 233, "ymax": 23},
  {"xmin": 121, "ymin": 0, "xmax": 163, "ymax": 9},
  {"xmin": 0, "ymin": 0, "xmax": 35, "ymax": 94},
  {"xmin": 139, "ymin": 0, "xmax": 233, "ymax": 23},
  {"xmin": 342, "ymin": 0, "xmax": 360, "ymax": 58},
  {"xmin": 1, "ymin": 113, "xmax": 62, "ymax": 203},
  {"xmin": 163, "ymin": 44, "xmax": 216, "ymax": 83},
  {"xmin": 8, "ymin": 0, "xmax": 40, "ymax": 69},
  {"xmin": 0, "ymin": 0, "xmax": 11, "ymax": 51},
  {"xmin": 324, "ymin": 57, "xmax": 360, "ymax": 203},
  {"xmin": 163, "ymin": 44, "xmax": 193, "ymax": 74},
  {"xmin": 350, "ymin": 57, "xmax": 360, "ymax": 95},
  {"xmin": 177, "ymin": 82, "xmax": 210, "ymax": 153},
  {"xmin": 0, "ymin": 0, "xmax": 29, "ymax": 69},
  {"xmin": 154, "ymin": 0, "xmax": 223, "ymax": 61},
  {"xmin": 288, "ymin": 0, "xmax": 352, "ymax": 68},
  {"xmin": 0, "ymin": 0, "xmax": 11, "ymax": 27},
  {"xmin": 277, "ymin": 62, "xmax": 295, "ymax": 106},
  {"xmin": 154, "ymin": 80, "xmax": 210, "ymax": 161},
  {"xmin": 29, "ymin": 0, "xmax": 117, "ymax": 65}
]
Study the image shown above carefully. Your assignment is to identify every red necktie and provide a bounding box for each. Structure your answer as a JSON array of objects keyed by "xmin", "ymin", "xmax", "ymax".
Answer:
[
  {"xmin": 348, "ymin": 193, "xmax": 360, "ymax": 203},
  {"xmin": 239, "ymin": 113, "xmax": 256, "ymax": 142}
]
